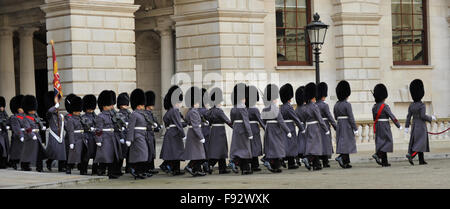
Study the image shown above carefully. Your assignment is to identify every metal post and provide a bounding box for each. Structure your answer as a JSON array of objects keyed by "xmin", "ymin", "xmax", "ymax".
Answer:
[{"xmin": 314, "ymin": 47, "xmax": 320, "ymax": 85}]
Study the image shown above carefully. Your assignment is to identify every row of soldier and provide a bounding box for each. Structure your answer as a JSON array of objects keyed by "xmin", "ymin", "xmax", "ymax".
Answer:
[{"xmin": 0, "ymin": 78, "xmax": 436, "ymax": 179}]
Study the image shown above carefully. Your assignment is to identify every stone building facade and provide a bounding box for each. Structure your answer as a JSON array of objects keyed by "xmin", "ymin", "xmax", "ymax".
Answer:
[{"xmin": 0, "ymin": 0, "xmax": 449, "ymax": 122}]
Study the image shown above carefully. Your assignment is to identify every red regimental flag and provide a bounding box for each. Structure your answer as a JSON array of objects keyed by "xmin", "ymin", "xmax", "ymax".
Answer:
[{"xmin": 51, "ymin": 40, "xmax": 62, "ymax": 100}]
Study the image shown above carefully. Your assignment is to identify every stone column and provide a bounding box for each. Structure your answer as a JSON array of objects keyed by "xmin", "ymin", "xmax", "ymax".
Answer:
[
  {"xmin": 19, "ymin": 27, "xmax": 39, "ymax": 95},
  {"xmin": 0, "ymin": 27, "xmax": 16, "ymax": 107},
  {"xmin": 156, "ymin": 17, "xmax": 174, "ymax": 106}
]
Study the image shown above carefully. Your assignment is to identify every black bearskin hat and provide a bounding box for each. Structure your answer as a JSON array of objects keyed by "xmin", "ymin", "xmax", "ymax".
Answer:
[
  {"xmin": 209, "ymin": 87, "xmax": 223, "ymax": 106},
  {"xmin": 373, "ymin": 83, "xmax": 388, "ymax": 103},
  {"xmin": 304, "ymin": 82, "xmax": 317, "ymax": 102},
  {"xmin": 117, "ymin": 92, "xmax": 130, "ymax": 107},
  {"xmin": 164, "ymin": 85, "xmax": 183, "ymax": 110},
  {"xmin": 82, "ymin": 95, "xmax": 97, "ymax": 112},
  {"xmin": 22, "ymin": 95, "xmax": 37, "ymax": 113},
  {"xmin": 70, "ymin": 96, "xmax": 83, "ymax": 113},
  {"xmin": 246, "ymin": 85, "xmax": 259, "ymax": 107},
  {"xmin": 280, "ymin": 83, "xmax": 294, "ymax": 104},
  {"xmin": 131, "ymin": 89, "xmax": 146, "ymax": 110},
  {"xmin": 110, "ymin": 91, "xmax": 117, "ymax": 105},
  {"xmin": 201, "ymin": 88, "xmax": 209, "ymax": 108},
  {"xmin": 295, "ymin": 86, "xmax": 305, "ymax": 106},
  {"xmin": 145, "ymin": 91, "xmax": 156, "ymax": 107},
  {"xmin": 231, "ymin": 83, "xmax": 247, "ymax": 106},
  {"xmin": 98, "ymin": 90, "xmax": 114, "ymax": 110},
  {"xmin": 185, "ymin": 86, "xmax": 202, "ymax": 108},
  {"xmin": 65, "ymin": 94, "xmax": 76, "ymax": 113},
  {"xmin": 336, "ymin": 80, "xmax": 351, "ymax": 101},
  {"xmin": 409, "ymin": 79, "xmax": 424, "ymax": 102},
  {"xmin": 0, "ymin": 96, "xmax": 5, "ymax": 108},
  {"xmin": 263, "ymin": 84, "xmax": 279, "ymax": 104},
  {"xmin": 9, "ymin": 96, "xmax": 18, "ymax": 114},
  {"xmin": 44, "ymin": 91, "xmax": 57, "ymax": 111},
  {"xmin": 317, "ymin": 82, "xmax": 328, "ymax": 99}
]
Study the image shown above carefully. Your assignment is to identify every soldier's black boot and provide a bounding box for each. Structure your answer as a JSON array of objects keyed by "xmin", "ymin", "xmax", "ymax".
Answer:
[
  {"xmin": 321, "ymin": 156, "xmax": 330, "ymax": 168},
  {"xmin": 372, "ymin": 152, "xmax": 382, "ymax": 165},
  {"xmin": 21, "ymin": 162, "xmax": 31, "ymax": 171},
  {"xmin": 172, "ymin": 161, "xmax": 184, "ymax": 176},
  {"xmin": 107, "ymin": 164, "xmax": 119, "ymax": 179},
  {"xmin": 381, "ymin": 153, "xmax": 391, "ymax": 167},
  {"xmin": 185, "ymin": 161, "xmax": 196, "ymax": 176},
  {"xmin": 418, "ymin": 152, "xmax": 427, "ymax": 165},
  {"xmin": 202, "ymin": 160, "xmax": 212, "ymax": 174},
  {"xmin": 10, "ymin": 160, "xmax": 18, "ymax": 170},
  {"xmin": 313, "ymin": 157, "xmax": 322, "ymax": 171},
  {"xmin": 92, "ymin": 163, "xmax": 98, "ymax": 175},
  {"xmin": 240, "ymin": 159, "xmax": 252, "ymax": 175},
  {"xmin": 0, "ymin": 157, "xmax": 7, "ymax": 169},
  {"xmin": 280, "ymin": 158, "xmax": 287, "ymax": 168},
  {"xmin": 97, "ymin": 163, "xmax": 106, "ymax": 176},
  {"xmin": 251, "ymin": 157, "xmax": 261, "ymax": 172},
  {"xmin": 218, "ymin": 159, "xmax": 230, "ymax": 174},
  {"xmin": 45, "ymin": 159, "xmax": 53, "ymax": 171},
  {"xmin": 229, "ymin": 159, "xmax": 239, "ymax": 173},
  {"xmin": 36, "ymin": 160, "xmax": 44, "ymax": 172},
  {"xmin": 66, "ymin": 164, "xmax": 72, "ymax": 174},
  {"xmin": 335, "ymin": 155, "xmax": 345, "ymax": 168},
  {"xmin": 406, "ymin": 152, "xmax": 416, "ymax": 165},
  {"xmin": 287, "ymin": 157, "xmax": 299, "ymax": 169},
  {"xmin": 80, "ymin": 162, "xmax": 88, "ymax": 175},
  {"xmin": 303, "ymin": 156, "xmax": 312, "ymax": 171},
  {"xmin": 343, "ymin": 154, "xmax": 352, "ymax": 169},
  {"xmin": 149, "ymin": 160, "xmax": 158, "ymax": 174},
  {"xmin": 58, "ymin": 161, "xmax": 66, "ymax": 172},
  {"xmin": 296, "ymin": 154, "xmax": 302, "ymax": 167}
]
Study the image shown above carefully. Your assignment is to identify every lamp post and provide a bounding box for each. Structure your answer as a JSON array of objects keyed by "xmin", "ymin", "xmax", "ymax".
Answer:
[{"xmin": 306, "ymin": 13, "xmax": 329, "ymax": 86}]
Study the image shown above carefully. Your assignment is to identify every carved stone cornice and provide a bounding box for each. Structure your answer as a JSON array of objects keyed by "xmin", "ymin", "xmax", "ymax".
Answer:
[
  {"xmin": 172, "ymin": 9, "xmax": 267, "ymax": 23},
  {"xmin": 18, "ymin": 27, "xmax": 39, "ymax": 38},
  {"xmin": 135, "ymin": 7, "xmax": 174, "ymax": 19},
  {"xmin": 331, "ymin": 13, "xmax": 382, "ymax": 25},
  {"xmin": 0, "ymin": 27, "xmax": 16, "ymax": 37},
  {"xmin": 40, "ymin": 0, "xmax": 140, "ymax": 17}
]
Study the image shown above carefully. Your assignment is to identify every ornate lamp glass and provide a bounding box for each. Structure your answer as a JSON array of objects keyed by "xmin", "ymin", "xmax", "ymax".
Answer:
[{"xmin": 306, "ymin": 13, "xmax": 329, "ymax": 50}]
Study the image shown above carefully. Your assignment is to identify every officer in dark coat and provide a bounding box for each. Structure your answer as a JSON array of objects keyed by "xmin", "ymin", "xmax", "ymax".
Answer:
[
  {"xmin": 45, "ymin": 91, "xmax": 67, "ymax": 172},
  {"xmin": 20, "ymin": 95, "xmax": 47, "ymax": 172},
  {"xmin": 8, "ymin": 95, "xmax": 26, "ymax": 170},
  {"xmin": 246, "ymin": 85, "xmax": 265, "ymax": 172},
  {"xmin": 81, "ymin": 94, "xmax": 98, "ymax": 175},
  {"xmin": 405, "ymin": 79, "xmax": 436, "ymax": 165},
  {"xmin": 144, "ymin": 90, "xmax": 161, "ymax": 176},
  {"xmin": 371, "ymin": 84, "xmax": 402, "ymax": 167},
  {"xmin": 94, "ymin": 90, "xmax": 122, "ymax": 179},
  {"xmin": 183, "ymin": 86, "xmax": 207, "ymax": 177},
  {"xmin": 160, "ymin": 85, "xmax": 185, "ymax": 175},
  {"xmin": 300, "ymin": 83, "xmax": 329, "ymax": 171},
  {"xmin": 109, "ymin": 91, "xmax": 126, "ymax": 176},
  {"xmin": 334, "ymin": 80, "xmax": 358, "ymax": 169},
  {"xmin": 0, "ymin": 96, "xmax": 9, "ymax": 168},
  {"xmin": 294, "ymin": 86, "xmax": 306, "ymax": 167},
  {"xmin": 204, "ymin": 87, "xmax": 232, "ymax": 174},
  {"xmin": 65, "ymin": 95, "xmax": 89, "ymax": 175},
  {"xmin": 279, "ymin": 84, "xmax": 304, "ymax": 169},
  {"xmin": 316, "ymin": 82, "xmax": 337, "ymax": 168},
  {"xmin": 261, "ymin": 84, "xmax": 291, "ymax": 173},
  {"xmin": 117, "ymin": 92, "xmax": 131, "ymax": 173},
  {"xmin": 126, "ymin": 88, "xmax": 150, "ymax": 179}
]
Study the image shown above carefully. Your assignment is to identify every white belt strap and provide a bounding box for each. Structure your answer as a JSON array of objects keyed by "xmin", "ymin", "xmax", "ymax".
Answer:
[
  {"xmin": 20, "ymin": 128, "xmax": 25, "ymax": 131},
  {"xmin": 322, "ymin": 118, "xmax": 328, "ymax": 121},
  {"xmin": 102, "ymin": 128, "xmax": 114, "ymax": 132},
  {"xmin": 134, "ymin": 127, "xmax": 147, "ymax": 130},
  {"xmin": 187, "ymin": 125, "xmax": 201, "ymax": 128},
  {"xmin": 32, "ymin": 129, "xmax": 40, "ymax": 133},
  {"xmin": 306, "ymin": 121, "xmax": 319, "ymax": 125},
  {"xmin": 49, "ymin": 129, "xmax": 63, "ymax": 144},
  {"xmin": 74, "ymin": 130, "xmax": 84, "ymax": 133},
  {"xmin": 266, "ymin": 120, "xmax": 278, "ymax": 124},
  {"xmin": 211, "ymin": 124, "xmax": 225, "ymax": 127},
  {"xmin": 337, "ymin": 116, "xmax": 348, "ymax": 120},
  {"xmin": 249, "ymin": 121, "xmax": 259, "ymax": 124},
  {"xmin": 233, "ymin": 120, "xmax": 243, "ymax": 123},
  {"xmin": 284, "ymin": 120, "xmax": 293, "ymax": 123},
  {"xmin": 167, "ymin": 124, "xmax": 177, "ymax": 128},
  {"xmin": 378, "ymin": 119, "xmax": 389, "ymax": 122}
]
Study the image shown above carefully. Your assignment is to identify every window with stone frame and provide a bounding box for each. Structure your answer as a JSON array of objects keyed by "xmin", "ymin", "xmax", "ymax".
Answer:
[
  {"xmin": 392, "ymin": 0, "xmax": 428, "ymax": 65},
  {"xmin": 276, "ymin": 0, "xmax": 312, "ymax": 66}
]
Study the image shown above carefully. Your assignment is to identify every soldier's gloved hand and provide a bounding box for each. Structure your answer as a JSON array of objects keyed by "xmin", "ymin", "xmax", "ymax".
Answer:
[
  {"xmin": 90, "ymin": 127, "xmax": 95, "ymax": 132},
  {"xmin": 182, "ymin": 136, "xmax": 186, "ymax": 143},
  {"xmin": 32, "ymin": 135, "xmax": 37, "ymax": 140},
  {"xmin": 204, "ymin": 121, "xmax": 209, "ymax": 126},
  {"xmin": 248, "ymin": 136, "xmax": 253, "ymax": 140},
  {"xmin": 69, "ymin": 144, "xmax": 74, "ymax": 149},
  {"xmin": 432, "ymin": 115, "xmax": 437, "ymax": 121},
  {"xmin": 120, "ymin": 139, "xmax": 125, "ymax": 144},
  {"xmin": 325, "ymin": 131, "xmax": 330, "ymax": 135},
  {"xmin": 287, "ymin": 132, "xmax": 292, "ymax": 138},
  {"xmin": 55, "ymin": 103, "xmax": 60, "ymax": 109},
  {"xmin": 126, "ymin": 141, "xmax": 131, "ymax": 147},
  {"xmin": 200, "ymin": 138, "xmax": 206, "ymax": 144},
  {"xmin": 301, "ymin": 130, "xmax": 306, "ymax": 134},
  {"xmin": 404, "ymin": 128, "xmax": 409, "ymax": 134},
  {"xmin": 354, "ymin": 130, "xmax": 359, "ymax": 135},
  {"xmin": 42, "ymin": 126, "xmax": 47, "ymax": 131},
  {"xmin": 125, "ymin": 122, "xmax": 129, "ymax": 128},
  {"xmin": 121, "ymin": 127, "xmax": 125, "ymax": 131},
  {"xmin": 6, "ymin": 126, "xmax": 10, "ymax": 130},
  {"xmin": 20, "ymin": 137, "xmax": 24, "ymax": 142},
  {"xmin": 96, "ymin": 142, "xmax": 102, "ymax": 147},
  {"xmin": 399, "ymin": 126, "xmax": 403, "ymax": 130}
]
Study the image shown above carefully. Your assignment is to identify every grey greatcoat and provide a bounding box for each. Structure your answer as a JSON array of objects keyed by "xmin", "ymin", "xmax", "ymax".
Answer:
[
  {"xmin": 280, "ymin": 103, "xmax": 304, "ymax": 157},
  {"xmin": 21, "ymin": 114, "xmax": 46, "ymax": 163},
  {"xmin": 118, "ymin": 109, "xmax": 131, "ymax": 158},
  {"xmin": 372, "ymin": 103, "xmax": 401, "ymax": 153},
  {"xmin": 46, "ymin": 106, "xmax": 66, "ymax": 161},
  {"xmin": 262, "ymin": 103, "xmax": 290, "ymax": 159},
  {"xmin": 144, "ymin": 110, "xmax": 158, "ymax": 161},
  {"xmin": 66, "ymin": 114, "xmax": 88, "ymax": 164},
  {"xmin": 126, "ymin": 110, "xmax": 149, "ymax": 163},
  {"xmin": 94, "ymin": 111, "xmax": 122, "ymax": 163},
  {"xmin": 334, "ymin": 100, "xmax": 358, "ymax": 154},
  {"xmin": 81, "ymin": 112, "xmax": 97, "ymax": 159},
  {"xmin": 316, "ymin": 100, "xmax": 337, "ymax": 156},
  {"xmin": 230, "ymin": 104, "xmax": 253, "ymax": 159},
  {"xmin": 183, "ymin": 108, "xmax": 206, "ymax": 160},
  {"xmin": 160, "ymin": 108, "xmax": 185, "ymax": 160},
  {"xmin": 0, "ymin": 111, "xmax": 9, "ymax": 158},
  {"xmin": 9, "ymin": 114, "xmax": 25, "ymax": 160},
  {"xmin": 248, "ymin": 107, "xmax": 265, "ymax": 157},
  {"xmin": 405, "ymin": 102, "xmax": 432, "ymax": 153},
  {"xmin": 295, "ymin": 105, "xmax": 307, "ymax": 155},
  {"xmin": 198, "ymin": 107, "xmax": 211, "ymax": 142},
  {"xmin": 204, "ymin": 106, "xmax": 232, "ymax": 159},
  {"xmin": 299, "ymin": 103, "xmax": 328, "ymax": 156}
]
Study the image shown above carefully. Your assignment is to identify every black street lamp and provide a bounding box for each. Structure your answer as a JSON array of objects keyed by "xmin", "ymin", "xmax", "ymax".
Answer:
[{"xmin": 306, "ymin": 13, "xmax": 329, "ymax": 86}]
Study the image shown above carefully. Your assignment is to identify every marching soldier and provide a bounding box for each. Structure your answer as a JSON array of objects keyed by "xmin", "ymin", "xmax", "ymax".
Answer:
[
  {"xmin": 229, "ymin": 83, "xmax": 254, "ymax": 175},
  {"xmin": 0, "ymin": 96, "xmax": 9, "ymax": 168},
  {"xmin": 183, "ymin": 86, "xmax": 207, "ymax": 177},
  {"xmin": 198, "ymin": 88, "xmax": 211, "ymax": 174},
  {"xmin": 261, "ymin": 84, "xmax": 292, "ymax": 173},
  {"xmin": 117, "ymin": 92, "xmax": 131, "ymax": 173},
  {"xmin": 160, "ymin": 85, "xmax": 185, "ymax": 176},
  {"xmin": 300, "ymin": 83, "xmax": 329, "ymax": 171},
  {"xmin": 126, "ymin": 89, "xmax": 150, "ymax": 179},
  {"xmin": 65, "ymin": 95, "xmax": 89, "ymax": 175},
  {"xmin": 294, "ymin": 86, "xmax": 306, "ymax": 167},
  {"xmin": 279, "ymin": 84, "xmax": 304, "ymax": 169},
  {"xmin": 8, "ymin": 95, "xmax": 25, "ymax": 170},
  {"xmin": 316, "ymin": 82, "xmax": 337, "ymax": 168},
  {"xmin": 405, "ymin": 79, "xmax": 436, "ymax": 165},
  {"xmin": 144, "ymin": 90, "xmax": 161, "ymax": 176},
  {"xmin": 246, "ymin": 85, "xmax": 265, "ymax": 172},
  {"xmin": 109, "ymin": 91, "xmax": 126, "ymax": 177},
  {"xmin": 81, "ymin": 94, "xmax": 98, "ymax": 175},
  {"xmin": 371, "ymin": 83, "xmax": 402, "ymax": 167},
  {"xmin": 20, "ymin": 95, "xmax": 47, "ymax": 172},
  {"xmin": 45, "ymin": 91, "xmax": 67, "ymax": 172},
  {"xmin": 94, "ymin": 90, "xmax": 122, "ymax": 179},
  {"xmin": 334, "ymin": 80, "xmax": 358, "ymax": 169},
  {"xmin": 204, "ymin": 87, "xmax": 233, "ymax": 174}
]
